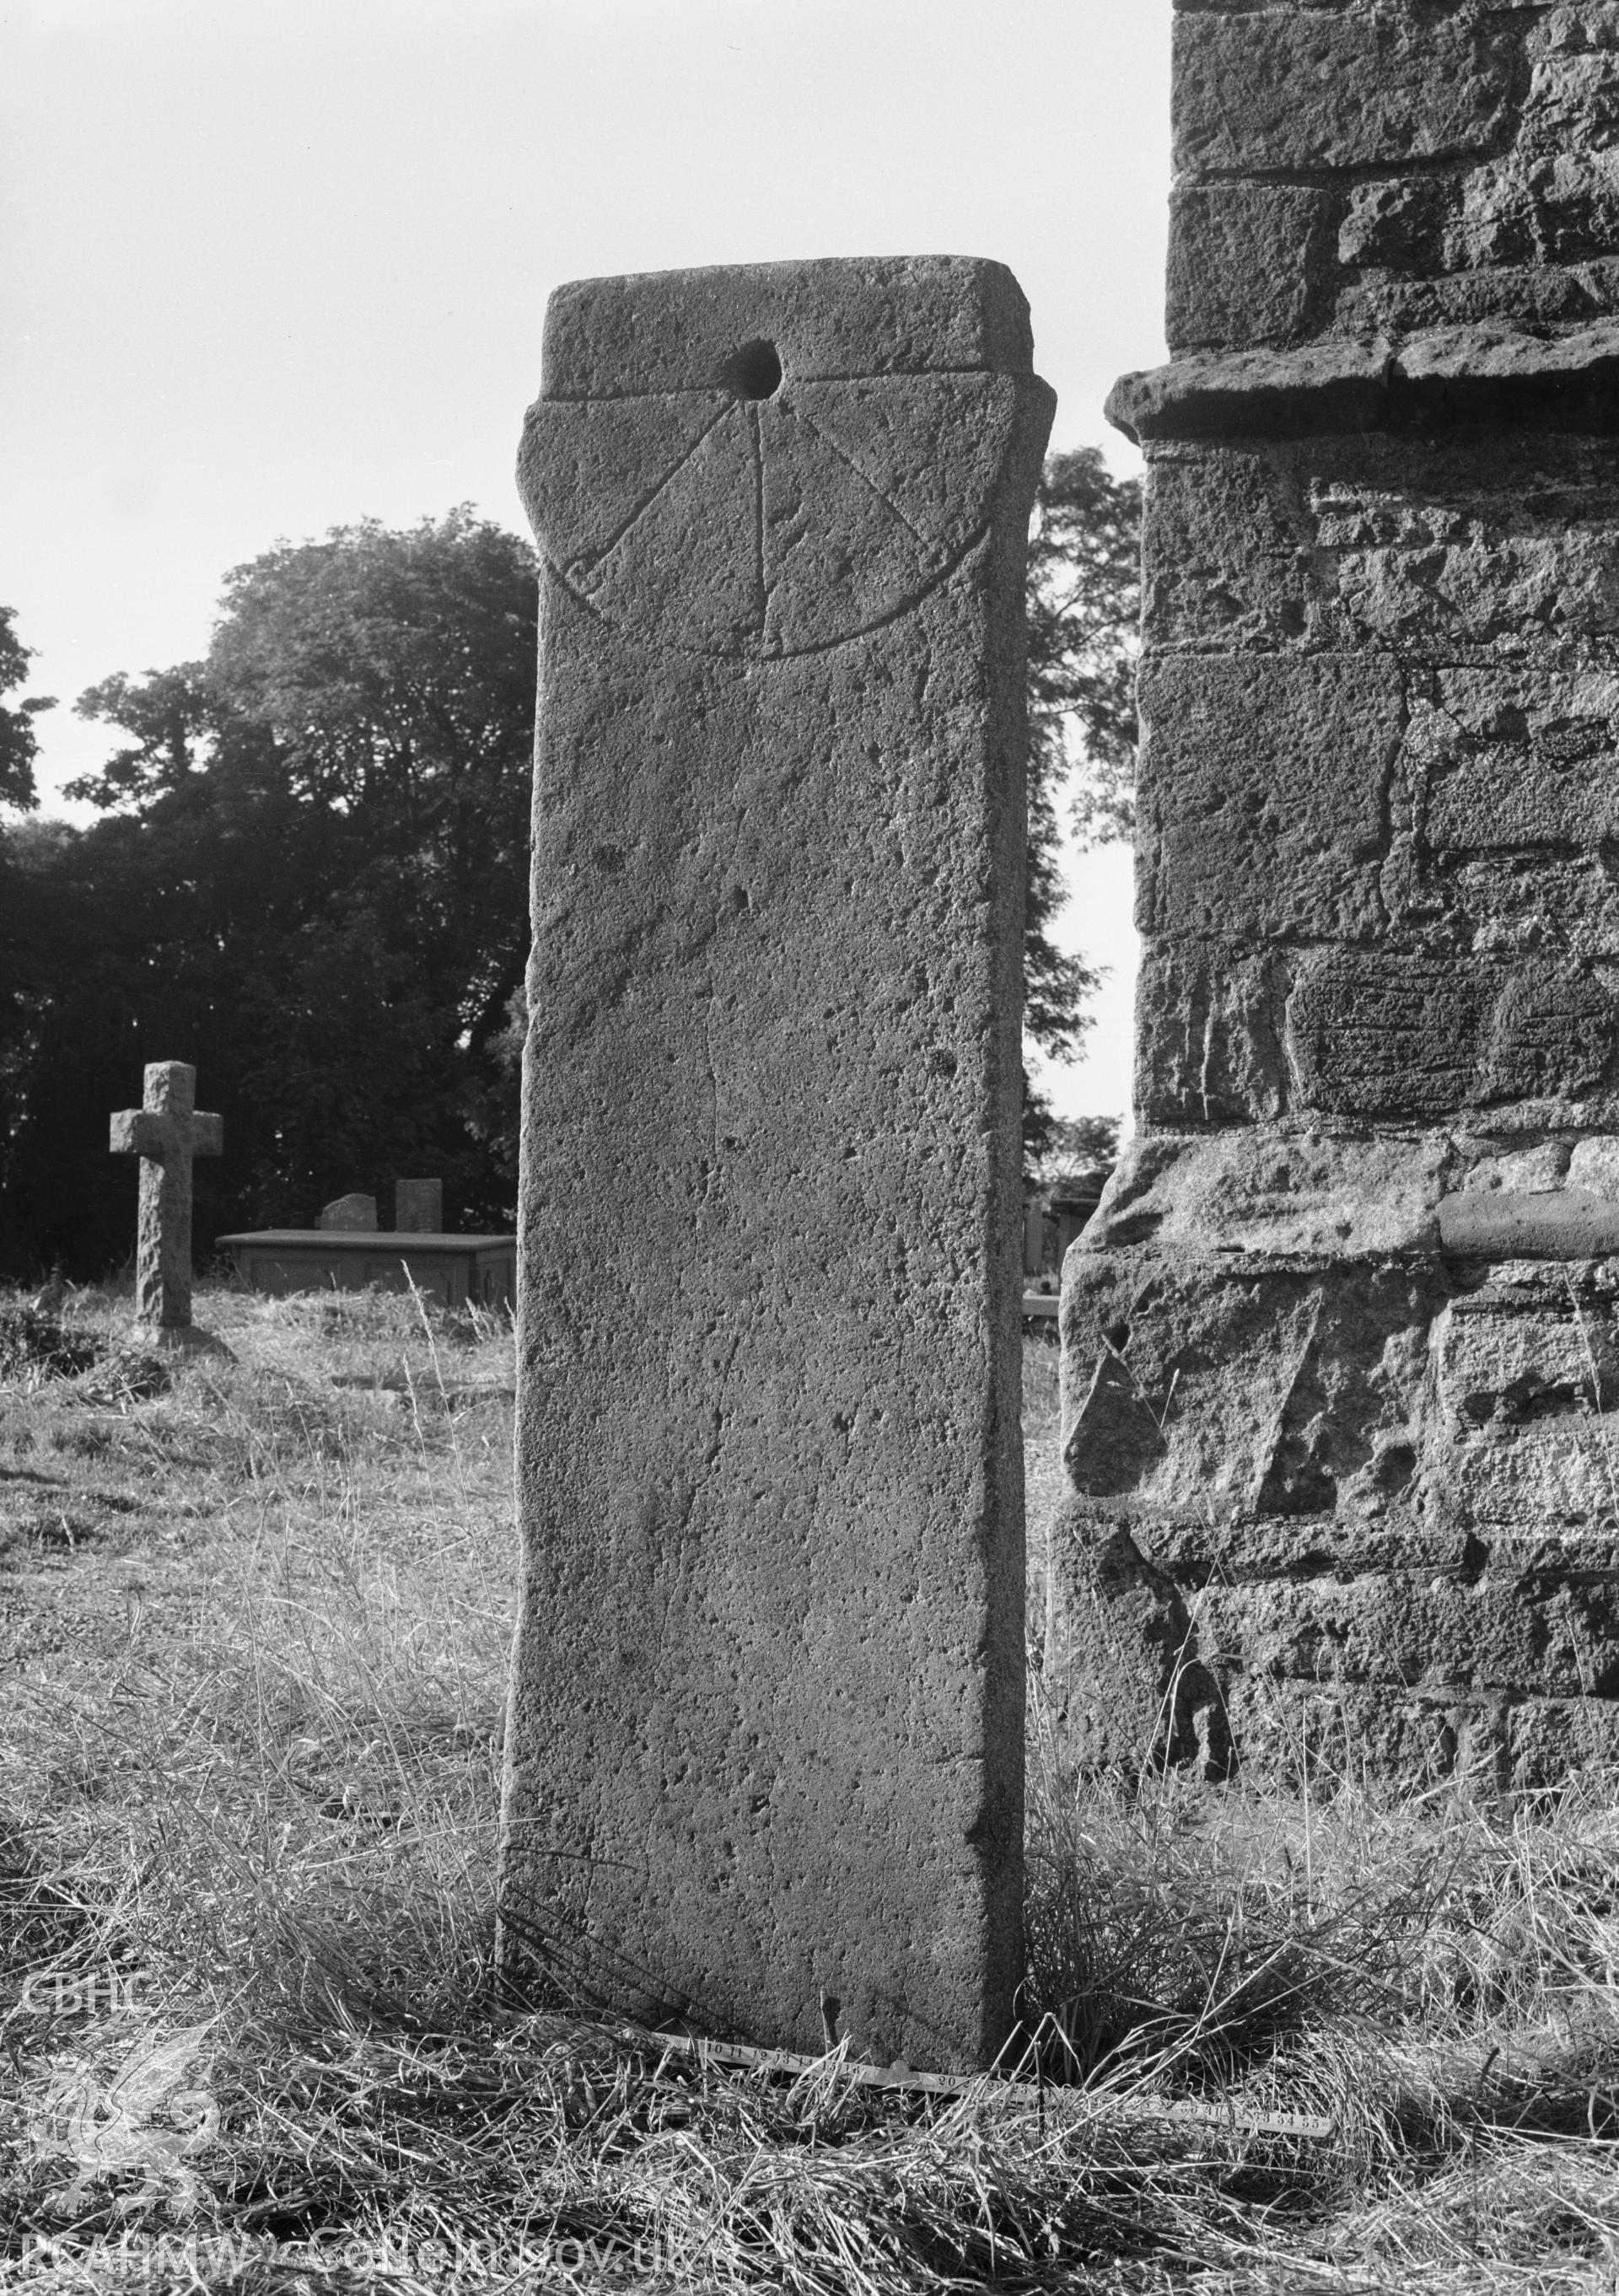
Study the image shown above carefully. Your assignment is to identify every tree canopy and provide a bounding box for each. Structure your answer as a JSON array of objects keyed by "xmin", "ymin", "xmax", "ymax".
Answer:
[
  {"xmin": 0, "ymin": 465, "xmax": 1139, "ymax": 1277},
  {"xmin": 1021, "ymin": 448, "xmax": 1141, "ymax": 1166},
  {"xmin": 0, "ymin": 605, "xmax": 53, "ymax": 814},
  {"xmin": 0, "ymin": 514, "xmax": 535, "ymax": 1273}
]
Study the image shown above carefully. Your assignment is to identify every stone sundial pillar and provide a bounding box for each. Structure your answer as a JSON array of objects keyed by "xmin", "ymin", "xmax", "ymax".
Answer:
[{"xmin": 499, "ymin": 258, "xmax": 1052, "ymax": 2071}]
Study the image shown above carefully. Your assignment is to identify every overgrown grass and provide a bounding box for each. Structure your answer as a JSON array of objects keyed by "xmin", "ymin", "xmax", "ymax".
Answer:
[{"xmin": 1, "ymin": 1289, "xmax": 1616, "ymax": 2290}]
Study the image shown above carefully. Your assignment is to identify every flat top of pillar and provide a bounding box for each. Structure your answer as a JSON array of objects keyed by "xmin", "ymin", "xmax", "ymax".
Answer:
[
  {"xmin": 540, "ymin": 255, "xmax": 1035, "ymax": 397},
  {"xmin": 217, "ymin": 1231, "xmax": 515, "ymax": 1251}
]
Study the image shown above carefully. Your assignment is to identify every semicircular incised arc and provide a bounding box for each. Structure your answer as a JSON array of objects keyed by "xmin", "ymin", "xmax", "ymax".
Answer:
[{"xmin": 519, "ymin": 368, "xmax": 1024, "ymax": 659}]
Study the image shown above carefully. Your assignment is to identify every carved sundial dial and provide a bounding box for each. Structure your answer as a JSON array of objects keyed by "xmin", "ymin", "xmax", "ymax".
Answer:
[{"xmin": 519, "ymin": 341, "xmax": 1026, "ymax": 659}]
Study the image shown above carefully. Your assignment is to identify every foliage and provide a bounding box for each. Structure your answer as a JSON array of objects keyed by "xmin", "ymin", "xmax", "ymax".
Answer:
[
  {"xmin": 1021, "ymin": 449, "xmax": 1140, "ymax": 1166},
  {"xmin": 0, "ymin": 605, "xmax": 54, "ymax": 814},
  {"xmin": 1, "ymin": 514, "xmax": 535, "ymax": 1273},
  {"xmin": 1026, "ymin": 447, "xmax": 1142, "ymax": 853},
  {"xmin": 1030, "ymin": 1114, "xmax": 1121, "ymax": 1209},
  {"xmin": 1, "ymin": 465, "xmax": 1139, "ymax": 1273}
]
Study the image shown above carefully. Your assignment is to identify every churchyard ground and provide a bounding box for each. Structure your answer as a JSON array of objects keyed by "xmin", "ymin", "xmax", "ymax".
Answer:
[{"xmin": 1, "ymin": 1281, "xmax": 1616, "ymax": 2291}]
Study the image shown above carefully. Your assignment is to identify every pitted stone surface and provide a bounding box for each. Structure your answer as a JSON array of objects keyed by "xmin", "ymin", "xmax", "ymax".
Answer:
[
  {"xmin": 1166, "ymin": 2, "xmax": 1619, "ymax": 354},
  {"xmin": 521, "ymin": 370, "xmax": 1029, "ymax": 659},
  {"xmin": 109, "ymin": 1062, "xmax": 223, "ymax": 1331},
  {"xmin": 500, "ymin": 258, "xmax": 1052, "ymax": 2067},
  {"xmin": 1070, "ymin": 3, "xmax": 1619, "ymax": 1784},
  {"xmin": 1054, "ymin": 1135, "xmax": 1619, "ymax": 1782}
]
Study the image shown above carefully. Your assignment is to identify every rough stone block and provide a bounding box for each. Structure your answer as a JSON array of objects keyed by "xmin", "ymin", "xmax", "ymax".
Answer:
[
  {"xmin": 1447, "ymin": 1417, "xmax": 1619, "ymax": 1531},
  {"xmin": 1337, "ymin": 175, "xmax": 1453, "ymax": 274},
  {"xmin": 1509, "ymin": 1694, "xmax": 1619, "ymax": 1788},
  {"xmin": 1038, "ymin": 1498, "xmax": 1229, "ymax": 1778},
  {"xmin": 1417, "ymin": 668, "xmax": 1619, "ymax": 851},
  {"xmin": 1336, "ymin": 146, "xmax": 1619, "ymax": 293},
  {"xmin": 1458, "ymin": 1137, "xmax": 1580, "ymax": 1193},
  {"xmin": 1141, "ymin": 446, "xmax": 1335, "ymax": 653},
  {"xmin": 1142, "ymin": 432, "xmax": 1619, "ymax": 665},
  {"xmin": 1061, "ymin": 1249, "xmax": 1440, "ymax": 1526},
  {"xmin": 1193, "ymin": 1570, "xmax": 1619, "ymax": 1702},
  {"xmin": 1571, "ymin": 1135, "xmax": 1619, "ymax": 1193},
  {"xmin": 1306, "ymin": 436, "xmax": 1619, "ymax": 656},
  {"xmin": 1166, "ymin": 185, "xmax": 1337, "ymax": 352},
  {"xmin": 1336, "ymin": 256, "xmax": 1619, "ymax": 339},
  {"xmin": 1212, "ymin": 1679, "xmax": 1619, "ymax": 1793},
  {"xmin": 501, "ymin": 258, "xmax": 1052, "ymax": 2070},
  {"xmin": 1213, "ymin": 1678, "xmax": 1497, "ymax": 1790},
  {"xmin": 1134, "ymin": 941, "xmax": 1288, "ymax": 1129},
  {"xmin": 1137, "ymin": 656, "xmax": 1402, "ymax": 941},
  {"xmin": 1285, "ymin": 951, "xmax": 1615, "ymax": 1117},
  {"xmin": 1174, "ymin": 9, "xmax": 1519, "ymax": 179},
  {"xmin": 1074, "ymin": 1128, "xmax": 1455, "ymax": 1264}
]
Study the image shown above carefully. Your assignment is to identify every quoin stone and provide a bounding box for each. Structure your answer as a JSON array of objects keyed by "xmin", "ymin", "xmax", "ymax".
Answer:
[
  {"xmin": 109, "ymin": 1062, "xmax": 223, "ymax": 1335},
  {"xmin": 499, "ymin": 257, "xmax": 1052, "ymax": 2069},
  {"xmin": 1055, "ymin": 0, "xmax": 1619, "ymax": 1789}
]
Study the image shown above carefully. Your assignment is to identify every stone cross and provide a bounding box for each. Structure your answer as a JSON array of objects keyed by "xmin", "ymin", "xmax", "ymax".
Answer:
[
  {"xmin": 500, "ymin": 258, "xmax": 1052, "ymax": 2071},
  {"xmin": 109, "ymin": 1062, "xmax": 223, "ymax": 1331}
]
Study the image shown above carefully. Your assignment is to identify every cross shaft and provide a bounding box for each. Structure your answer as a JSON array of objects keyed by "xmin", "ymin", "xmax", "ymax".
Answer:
[{"xmin": 109, "ymin": 1062, "xmax": 223, "ymax": 1329}]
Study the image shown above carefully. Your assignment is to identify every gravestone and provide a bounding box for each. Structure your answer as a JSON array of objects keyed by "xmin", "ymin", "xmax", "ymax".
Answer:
[
  {"xmin": 319, "ymin": 1194, "xmax": 378, "ymax": 1232},
  {"xmin": 1023, "ymin": 1201, "xmax": 1047, "ymax": 1282},
  {"xmin": 1055, "ymin": 1, "xmax": 1619, "ymax": 1788},
  {"xmin": 395, "ymin": 1179, "xmax": 443, "ymax": 1234},
  {"xmin": 109, "ymin": 1062, "xmax": 223, "ymax": 1340},
  {"xmin": 500, "ymin": 256, "xmax": 1052, "ymax": 2069}
]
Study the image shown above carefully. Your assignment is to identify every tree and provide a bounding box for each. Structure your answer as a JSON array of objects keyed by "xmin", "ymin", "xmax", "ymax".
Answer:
[
  {"xmin": 2, "ymin": 474, "xmax": 1143, "ymax": 1276},
  {"xmin": 1021, "ymin": 449, "xmax": 1141, "ymax": 1167},
  {"xmin": 2, "ymin": 514, "xmax": 537, "ymax": 1275},
  {"xmin": 68, "ymin": 512, "xmax": 536, "ymax": 1074},
  {"xmin": 0, "ymin": 605, "xmax": 54, "ymax": 813},
  {"xmin": 0, "ymin": 612, "xmax": 57, "ymax": 1254}
]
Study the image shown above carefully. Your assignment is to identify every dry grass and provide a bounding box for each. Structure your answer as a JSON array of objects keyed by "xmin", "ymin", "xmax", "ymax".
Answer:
[{"xmin": 0, "ymin": 1290, "xmax": 1616, "ymax": 2290}]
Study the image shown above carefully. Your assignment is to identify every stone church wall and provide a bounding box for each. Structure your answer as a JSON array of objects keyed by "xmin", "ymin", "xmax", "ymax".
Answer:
[{"xmin": 1053, "ymin": 0, "xmax": 1619, "ymax": 1787}]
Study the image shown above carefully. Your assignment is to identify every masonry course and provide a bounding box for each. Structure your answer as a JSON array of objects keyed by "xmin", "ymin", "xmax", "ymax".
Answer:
[{"xmin": 1055, "ymin": 1, "xmax": 1619, "ymax": 1788}]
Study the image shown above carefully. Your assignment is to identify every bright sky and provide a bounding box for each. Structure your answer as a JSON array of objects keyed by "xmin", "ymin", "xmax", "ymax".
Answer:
[{"xmin": 1, "ymin": 0, "xmax": 1170, "ymax": 1129}]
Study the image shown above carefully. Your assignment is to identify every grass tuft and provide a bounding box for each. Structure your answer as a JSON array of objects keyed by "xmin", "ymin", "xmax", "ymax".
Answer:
[{"xmin": 1, "ymin": 1285, "xmax": 1616, "ymax": 2289}]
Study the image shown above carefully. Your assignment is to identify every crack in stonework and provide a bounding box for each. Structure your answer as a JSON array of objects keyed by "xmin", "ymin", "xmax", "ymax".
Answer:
[{"xmin": 747, "ymin": 401, "xmax": 767, "ymax": 638}]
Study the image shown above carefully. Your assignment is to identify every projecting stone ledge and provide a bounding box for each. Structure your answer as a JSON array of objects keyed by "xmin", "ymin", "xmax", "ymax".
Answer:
[{"xmin": 1106, "ymin": 317, "xmax": 1619, "ymax": 444}]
